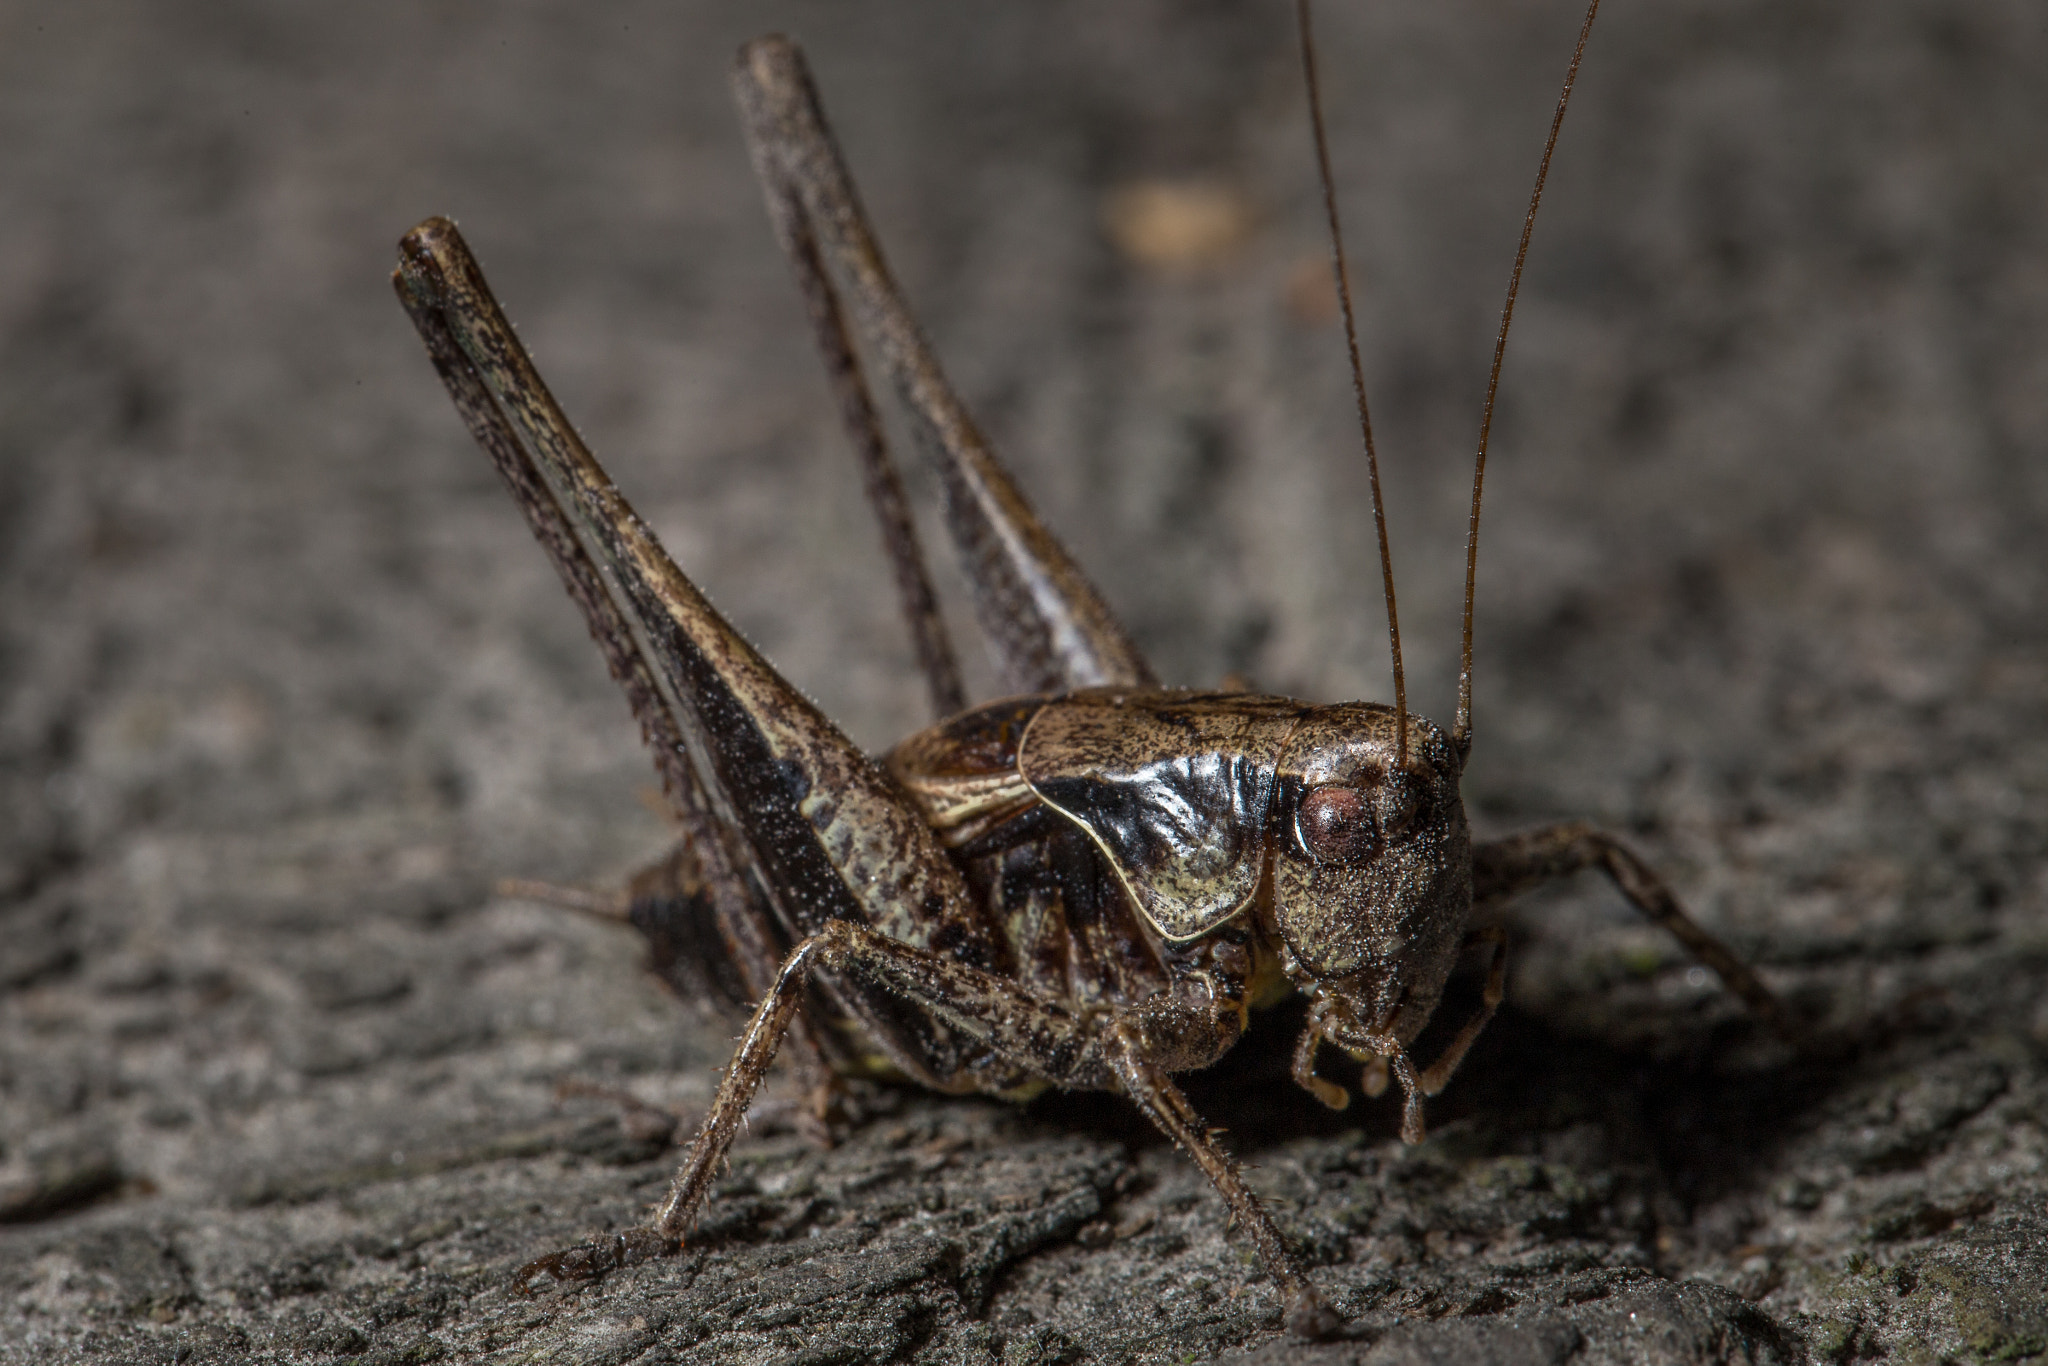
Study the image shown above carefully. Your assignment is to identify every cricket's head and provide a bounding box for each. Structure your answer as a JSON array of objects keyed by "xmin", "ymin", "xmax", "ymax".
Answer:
[
  {"xmin": 1263, "ymin": 702, "xmax": 1472, "ymax": 1132},
  {"xmin": 1277, "ymin": 0, "xmax": 1598, "ymax": 1136}
]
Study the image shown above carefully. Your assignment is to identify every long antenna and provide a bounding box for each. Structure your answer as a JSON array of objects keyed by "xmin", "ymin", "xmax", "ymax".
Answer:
[
  {"xmin": 1298, "ymin": 0, "xmax": 1406, "ymax": 768},
  {"xmin": 1456, "ymin": 0, "xmax": 1603, "ymax": 752}
]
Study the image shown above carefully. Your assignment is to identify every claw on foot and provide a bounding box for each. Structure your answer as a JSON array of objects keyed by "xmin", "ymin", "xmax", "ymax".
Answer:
[
  {"xmin": 1285, "ymin": 1283, "xmax": 1344, "ymax": 1340},
  {"xmin": 512, "ymin": 1226, "xmax": 679, "ymax": 1294}
]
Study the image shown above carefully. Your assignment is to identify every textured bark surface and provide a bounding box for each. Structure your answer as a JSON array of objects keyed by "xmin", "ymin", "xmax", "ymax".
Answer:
[{"xmin": 4, "ymin": 1, "xmax": 2047, "ymax": 1362}]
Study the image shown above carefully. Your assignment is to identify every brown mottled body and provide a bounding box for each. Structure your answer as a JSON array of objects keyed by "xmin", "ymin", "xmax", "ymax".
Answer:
[{"xmin": 391, "ymin": 15, "xmax": 1787, "ymax": 1339}]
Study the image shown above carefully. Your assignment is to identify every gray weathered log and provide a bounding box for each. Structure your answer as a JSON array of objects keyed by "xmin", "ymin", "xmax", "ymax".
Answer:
[{"xmin": 3, "ymin": 1, "xmax": 2045, "ymax": 1362}]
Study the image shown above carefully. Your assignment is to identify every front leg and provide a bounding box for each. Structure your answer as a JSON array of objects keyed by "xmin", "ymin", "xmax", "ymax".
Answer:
[
  {"xmin": 1473, "ymin": 821, "xmax": 1793, "ymax": 1037},
  {"xmin": 515, "ymin": 919, "xmax": 1338, "ymax": 1338},
  {"xmin": 1106, "ymin": 1015, "xmax": 1341, "ymax": 1339}
]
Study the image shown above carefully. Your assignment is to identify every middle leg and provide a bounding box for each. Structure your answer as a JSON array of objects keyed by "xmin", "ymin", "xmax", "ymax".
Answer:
[
  {"xmin": 515, "ymin": 918, "xmax": 1338, "ymax": 1335},
  {"xmin": 514, "ymin": 917, "xmax": 1101, "ymax": 1293},
  {"xmin": 1107, "ymin": 1020, "xmax": 1340, "ymax": 1338}
]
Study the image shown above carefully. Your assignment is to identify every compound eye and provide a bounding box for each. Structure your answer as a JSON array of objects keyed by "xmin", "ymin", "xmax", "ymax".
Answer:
[{"xmin": 1296, "ymin": 784, "xmax": 1377, "ymax": 864}]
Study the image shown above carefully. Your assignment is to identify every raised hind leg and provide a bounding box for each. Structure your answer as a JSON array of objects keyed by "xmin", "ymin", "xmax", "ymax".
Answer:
[
  {"xmin": 395, "ymin": 250, "xmax": 836, "ymax": 1094},
  {"xmin": 396, "ymin": 219, "xmax": 1010, "ymax": 1108},
  {"xmin": 737, "ymin": 82, "xmax": 964, "ymax": 720},
  {"xmin": 732, "ymin": 36, "xmax": 1155, "ymax": 696}
]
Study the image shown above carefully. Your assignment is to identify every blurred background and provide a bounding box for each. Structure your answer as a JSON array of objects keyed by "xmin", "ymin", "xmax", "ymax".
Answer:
[{"xmin": 2, "ymin": 0, "xmax": 2045, "ymax": 1359}]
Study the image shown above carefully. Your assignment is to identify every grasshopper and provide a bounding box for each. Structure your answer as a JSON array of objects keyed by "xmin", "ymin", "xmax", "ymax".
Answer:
[{"xmin": 392, "ymin": 0, "xmax": 1786, "ymax": 1336}]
